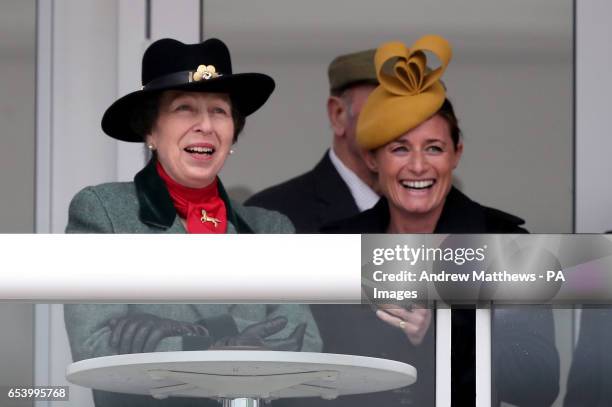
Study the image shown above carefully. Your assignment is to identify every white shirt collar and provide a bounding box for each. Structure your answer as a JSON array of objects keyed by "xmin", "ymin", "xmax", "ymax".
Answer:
[{"xmin": 328, "ymin": 148, "xmax": 379, "ymax": 212}]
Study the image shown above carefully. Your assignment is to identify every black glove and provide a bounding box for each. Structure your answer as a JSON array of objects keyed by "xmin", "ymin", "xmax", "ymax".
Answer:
[
  {"xmin": 213, "ymin": 316, "xmax": 307, "ymax": 351},
  {"xmin": 107, "ymin": 313, "xmax": 210, "ymax": 354}
]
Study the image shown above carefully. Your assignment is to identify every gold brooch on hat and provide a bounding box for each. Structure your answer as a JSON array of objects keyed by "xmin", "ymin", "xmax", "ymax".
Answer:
[{"xmin": 191, "ymin": 65, "xmax": 221, "ymax": 82}]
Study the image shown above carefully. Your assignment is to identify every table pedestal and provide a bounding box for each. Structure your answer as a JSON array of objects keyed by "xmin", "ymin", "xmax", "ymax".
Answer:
[{"xmin": 222, "ymin": 397, "xmax": 260, "ymax": 407}]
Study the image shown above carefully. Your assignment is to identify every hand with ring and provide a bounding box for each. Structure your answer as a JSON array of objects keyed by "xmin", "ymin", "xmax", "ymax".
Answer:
[{"xmin": 376, "ymin": 305, "xmax": 432, "ymax": 346}]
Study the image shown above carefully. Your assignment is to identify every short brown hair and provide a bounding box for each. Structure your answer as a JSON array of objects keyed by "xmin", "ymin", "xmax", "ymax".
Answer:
[{"xmin": 437, "ymin": 98, "xmax": 462, "ymax": 149}]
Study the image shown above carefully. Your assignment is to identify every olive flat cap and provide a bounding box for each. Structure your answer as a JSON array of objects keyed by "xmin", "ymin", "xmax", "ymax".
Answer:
[{"xmin": 328, "ymin": 49, "xmax": 378, "ymax": 92}]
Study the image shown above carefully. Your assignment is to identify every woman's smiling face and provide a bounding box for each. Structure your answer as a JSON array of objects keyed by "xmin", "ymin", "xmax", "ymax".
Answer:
[
  {"xmin": 147, "ymin": 91, "xmax": 235, "ymax": 188},
  {"xmin": 365, "ymin": 114, "xmax": 463, "ymax": 222}
]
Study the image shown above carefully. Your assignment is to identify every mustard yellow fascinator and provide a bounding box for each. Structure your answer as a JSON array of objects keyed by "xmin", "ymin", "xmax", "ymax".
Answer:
[{"xmin": 356, "ymin": 35, "xmax": 452, "ymax": 150}]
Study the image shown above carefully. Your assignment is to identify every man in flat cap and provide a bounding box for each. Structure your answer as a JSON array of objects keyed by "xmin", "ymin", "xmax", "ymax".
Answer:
[{"xmin": 245, "ymin": 50, "xmax": 379, "ymax": 232}]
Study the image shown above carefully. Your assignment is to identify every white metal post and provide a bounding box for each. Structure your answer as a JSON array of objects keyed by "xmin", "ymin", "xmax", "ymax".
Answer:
[
  {"xmin": 476, "ymin": 307, "xmax": 491, "ymax": 407},
  {"xmin": 436, "ymin": 306, "xmax": 452, "ymax": 407}
]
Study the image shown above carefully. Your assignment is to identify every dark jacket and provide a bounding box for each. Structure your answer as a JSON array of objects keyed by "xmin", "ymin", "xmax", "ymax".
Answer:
[
  {"xmin": 318, "ymin": 188, "xmax": 560, "ymax": 407},
  {"xmin": 303, "ymin": 304, "xmax": 436, "ymax": 407},
  {"xmin": 321, "ymin": 186, "xmax": 527, "ymax": 234},
  {"xmin": 245, "ymin": 152, "xmax": 360, "ymax": 233},
  {"xmin": 564, "ymin": 307, "xmax": 612, "ymax": 407}
]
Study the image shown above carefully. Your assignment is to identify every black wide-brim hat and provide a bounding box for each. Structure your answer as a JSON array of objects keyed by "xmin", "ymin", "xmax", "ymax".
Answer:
[{"xmin": 102, "ymin": 38, "xmax": 275, "ymax": 142}]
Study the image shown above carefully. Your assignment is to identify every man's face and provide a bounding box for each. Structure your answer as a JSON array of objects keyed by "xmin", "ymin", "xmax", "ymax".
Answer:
[{"xmin": 343, "ymin": 84, "xmax": 377, "ymax": 156}]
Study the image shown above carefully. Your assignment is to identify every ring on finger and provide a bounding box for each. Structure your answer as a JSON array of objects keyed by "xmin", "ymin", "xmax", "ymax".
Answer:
[{"xmin": 399, "ymin": 320, "xmax": 406, "ymax": 329}]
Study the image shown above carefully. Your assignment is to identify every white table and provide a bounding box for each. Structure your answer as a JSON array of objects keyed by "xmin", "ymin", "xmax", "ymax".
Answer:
[{"xmin": 67, "ymin": 350, "xmax": 417, "ymax": 407}]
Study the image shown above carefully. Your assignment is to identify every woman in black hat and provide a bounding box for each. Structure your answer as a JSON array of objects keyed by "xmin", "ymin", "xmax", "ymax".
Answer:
[
  {"xmin": 69, "ymin": 37, "xmax": 287, "ymax": 235},
  {"xmin": 64, "ymin": 38, "xmax": 321, "ymax": 407}
]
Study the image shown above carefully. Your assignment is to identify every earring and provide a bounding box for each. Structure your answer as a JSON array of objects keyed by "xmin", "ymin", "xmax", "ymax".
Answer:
[
  {"xmin": 229, "ymin": 149, "xmax": 235, "ymax": 155},
  {"xmin": 147, "ymin": 144, "xmax": 155, "ymax": 151}
]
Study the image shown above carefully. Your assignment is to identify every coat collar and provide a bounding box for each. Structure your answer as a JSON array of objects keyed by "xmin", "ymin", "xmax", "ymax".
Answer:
[
  {"xmin": 322, "ymin": 187, "xmax": 494, "ymax": 233},
  {"xmin": 133, "ymin": 159, "xmax": 254, "ymax": 233}
]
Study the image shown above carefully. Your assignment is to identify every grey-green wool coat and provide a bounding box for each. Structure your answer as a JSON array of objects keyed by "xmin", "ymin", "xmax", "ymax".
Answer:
[{"xmin": 63, "ymin": 159, "xmax": 322, "ymax": 407}]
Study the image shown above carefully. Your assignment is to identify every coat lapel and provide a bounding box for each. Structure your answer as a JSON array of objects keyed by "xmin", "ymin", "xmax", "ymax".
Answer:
[
  {"xmin": 134, "ymin": 159, "xmax": 177, "ymax": 229},
  {"xmin": 217, "ymin": 181, "xmax": 254, "ymax": 234},
  {"xmin": 312, "ymin": 152, "xmax": 360, "ymax": 227},
  {"xmin": 133, "ymin": 159, "xmax": 253, "ymax": 233},
  {"xmin": 434, "ymin": 187, "xmax": 487, "ymax": 233}
]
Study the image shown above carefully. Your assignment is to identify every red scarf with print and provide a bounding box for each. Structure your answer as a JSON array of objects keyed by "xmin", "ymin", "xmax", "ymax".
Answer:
[{"xmin": 156, "ymin": 162, "xmax": 227, "ymax": 233}]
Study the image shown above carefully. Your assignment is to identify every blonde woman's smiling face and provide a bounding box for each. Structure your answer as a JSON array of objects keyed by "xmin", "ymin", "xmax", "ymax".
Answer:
[
  {"xmin": 365, "ymin": 114, "xmax": 463, "ymax": 222},
  {"xmin": 147, "ymin": 91, "xmax": 234, "ymax": 188}
]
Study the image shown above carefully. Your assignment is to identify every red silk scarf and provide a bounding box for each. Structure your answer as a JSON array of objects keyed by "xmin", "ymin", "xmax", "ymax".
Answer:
[{"xmin": 156, "ymin": 162, "xmax": 227, "ymax": 233}]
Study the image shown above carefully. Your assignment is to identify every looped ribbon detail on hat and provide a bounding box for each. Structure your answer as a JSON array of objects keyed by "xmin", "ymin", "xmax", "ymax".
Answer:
[
  {"xmin": 192, "ymin": 64, "xmax": 222, "ymax": 81},
  {"xmin": 375, "ymin": 35, "xmax": 452, "ymax": 97},
  {"xmin": 356, "ymin": 34, "xmax": 453, "ymax": 150}
]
